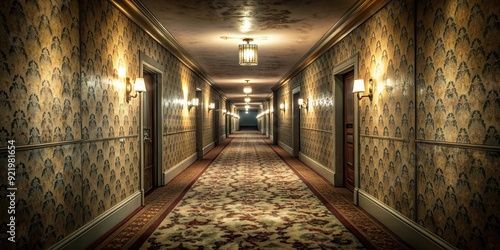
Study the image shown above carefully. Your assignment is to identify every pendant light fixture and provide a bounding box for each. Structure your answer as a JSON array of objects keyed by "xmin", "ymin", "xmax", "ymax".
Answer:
[
  {"xmin": 239, "ymin": 38, "xmax": 258, "ymax": 66},
  {"xmin": 243, "ymin": 80, "xmax": 252, "ymax": 94}
]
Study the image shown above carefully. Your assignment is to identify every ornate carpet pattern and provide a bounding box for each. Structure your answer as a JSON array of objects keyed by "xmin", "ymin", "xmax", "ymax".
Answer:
[
  {"xmin": 140, "ymin": 133, "xmax": 364, "ymax": 249},
  {"xmin": 93, "ymin": 131, "xmax": 410, "ymax": 249}
]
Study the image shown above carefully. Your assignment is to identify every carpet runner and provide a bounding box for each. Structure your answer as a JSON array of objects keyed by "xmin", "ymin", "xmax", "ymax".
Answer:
[{"xmin": 92, "ymin": 131, "xmax": 409, "ymax": 249}]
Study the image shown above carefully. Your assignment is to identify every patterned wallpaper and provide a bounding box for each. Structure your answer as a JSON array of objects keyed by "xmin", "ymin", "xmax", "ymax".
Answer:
[
  {"xmin": 201, "ymin": 86, "xmax": 219, "ymax": 148},
  {"xmin": 0, "ymin": 0, "xmax": 223, "ymax": 248},
  {"xmin": 269, "ymin": 96, "xmax": 274, "ymax": 138},
  {"xmin": 219, "ymin": 99, "xmax": 227, "ymax": 139},
  {"xmin": 274, "ymin": 0, "xmax": 499, "ymax": 248},
  {"xmin": 276, "ymin": 0, "xmax": 417, "ymax": 223},
  {"xmin": 276, "ymin": 84, "xmax": 292, "ymax": 147},
  {"xmin": 415, "ymin": 0, "xmax": 500, "ymax": 248},
  {"xmin": 0, "ymin": 0, "xmax": 81, "ymax": 147},
  {"xmin": 290, "ymin": 53, "xmax": 335, "ymax": 169},
  {"xmin": 0, "ymin": 0, "xmax": 82, "ymax": 248},
  {"xmin": 355, "ymin": 0, "xmax": 417, "ymax": 220},
  {"xmin": 161, "ymin": 54, "xmax": 198, "ymax": 170}
]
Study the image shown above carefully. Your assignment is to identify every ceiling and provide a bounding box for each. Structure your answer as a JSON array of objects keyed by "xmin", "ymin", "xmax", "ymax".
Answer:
[{"xmin": 114, "ymin": 0, "xmax": 378, "ymax": 110}]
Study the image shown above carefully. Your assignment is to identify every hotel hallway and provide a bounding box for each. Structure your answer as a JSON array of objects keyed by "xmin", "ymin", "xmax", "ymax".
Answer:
[{"xmin": 92, "ymin": 131, "xmax": 409, "ymax": 249}]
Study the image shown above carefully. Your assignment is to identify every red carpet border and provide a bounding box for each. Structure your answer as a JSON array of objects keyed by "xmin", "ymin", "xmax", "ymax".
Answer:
[{"xmin": 92, "ymin": 131, "xmax": 410, "ymax": 249}]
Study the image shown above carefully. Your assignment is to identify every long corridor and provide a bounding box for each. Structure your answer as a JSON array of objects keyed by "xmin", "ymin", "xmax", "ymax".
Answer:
[{"xmin": 93, "ymin": 131, "xmax": 409, "ymax": 249}]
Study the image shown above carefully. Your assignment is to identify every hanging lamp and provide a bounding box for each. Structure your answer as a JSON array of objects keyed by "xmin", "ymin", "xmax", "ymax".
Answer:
[{"xmin": 239, "ymin": 38, "xmax": 258, "ymax": 66}]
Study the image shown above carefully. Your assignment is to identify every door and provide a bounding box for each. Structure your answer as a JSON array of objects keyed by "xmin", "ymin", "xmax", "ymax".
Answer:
[
  {"xmin": 143, "ymin": 73, "xmax": 155, "ymax": 194},
  {"xmin": 213, "ymin": 102, "xmax": 219, "ymax": 145},
  {"xmin": 344, "ymin": 71, "xmax": 355, "ymax": 191},
  {"xmin": 293, "ymin": 92, "xmax": 300, "ymax": 157}
]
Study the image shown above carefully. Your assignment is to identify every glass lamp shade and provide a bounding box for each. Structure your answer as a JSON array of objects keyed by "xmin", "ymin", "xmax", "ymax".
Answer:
[
  {"xmin": 243, "ymin": 86, "xmax": 252, "ymax": 94},
  {"xmin": 244, "ymin": 97, "xmax": 251, "ymax": 103},
  {"xmin": 239, "ymin": 43, "xmax": 258, "ymax": 66},
  {"xmin": 134, "ymin": 78, "xmax": 146, "ymax": 92},
  {"xmin": 298, "ymin": 98, "xmax": 304, "ymax": 106},
  {"xmin": 352, "ymin": 79, "xmax": 365, "ymax": 93}
]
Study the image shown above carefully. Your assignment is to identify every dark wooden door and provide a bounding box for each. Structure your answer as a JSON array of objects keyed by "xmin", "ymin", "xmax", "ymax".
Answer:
[
  {"xmin": 293, "ymin": 92, "xmax": 300, "ymax": 157},
  {"xmin": 143, "ymin": 73, "xmax": 155, "ymax": 194},
  {"xmin": 344, "ymin": 71, "xmax": 355, "ymax": 191}
]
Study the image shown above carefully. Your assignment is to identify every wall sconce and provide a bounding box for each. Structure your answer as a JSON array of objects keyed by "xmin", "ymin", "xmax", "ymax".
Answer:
[
  {"xmin": 279, "ymin": 102, "xmax": 285, "ymax": 111},
  {"xmin": 385, "ymin": 79, "xmax": 394, "ymax": 92},
  {"xmin": 298, "ymin": 98, "xmax": 308, "ymax": 110},
  {"xmin": 208, "ymin": 102, "xmax": 215, "ymax": 111},
  {"xmin": 188, "ymin": 98, "xmax": 199, "ymax": 109},
  {"xmin": 126, "ymin": 77, "xmax": 146, "ymax": 103},
  {"xmin": 353, "ymin": 79, "xmax": 373, "ymax": 101}
]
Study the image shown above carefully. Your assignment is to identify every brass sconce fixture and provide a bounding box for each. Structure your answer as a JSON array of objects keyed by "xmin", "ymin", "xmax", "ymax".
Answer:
[
  {"xmin": 208, "ymin": 102, "xmax": 215, "ymax": 111},
  {"xmin": 188, "ymin": 98, "xmax": 199, "ymax": 110},
  {"xmin": 385, "ymin": 78, "xmax": 394, "ymax": 92},
  {"xmin": 126, "ymin": 77, "xmax": 146, "ymax": 103},
  {"xmin": 353, "ymin": 79, "xmax": 373, "ymax": 101},
  {"xmin": 279, "ymin": 102, "xmax": 285, "ymax": 111},
  {"xmin": 298, "ymin": 98, "xmax": 308, "ymax": 110}
]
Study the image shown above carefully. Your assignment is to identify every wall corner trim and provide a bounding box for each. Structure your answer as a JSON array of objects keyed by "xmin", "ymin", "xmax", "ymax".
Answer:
[
  {"xmin": 277, "ymin": 140, "xmax": 293, "ymax": 156},
  {"xmin": 358, "ymin": 190, "xmax": 457, "ymax": 250},
  {"xmin": 163, "ymin": 153, "xmax": 198, "ymax": 185},
  {"xmin": 203, "ymin": 142, "xmax": 215, "ymax": 156},
  {"xmin": 51, "ymin": 191, "xmax": 142, "ymax": 250},
  {"xmin": 298, "ymin": 152, "xmax": 335, "ymax": 185}
]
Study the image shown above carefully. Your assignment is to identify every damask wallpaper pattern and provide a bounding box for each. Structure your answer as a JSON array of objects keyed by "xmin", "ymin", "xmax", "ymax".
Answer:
[
  {"xmin": 276, "ymin": 0, "xmax": 499, "ymax": 248},
  {"xmin": 0, "ymin": 0, "xmax": 82, "ymax": 248},
  {"xmin": 289, "ymin": 53, "xmax": 335, "ymax": 170},
  {"xmin": 415, "ymin": 0, "xmax": 499, "ymax": 248},
  {"xmin": 276, "ymin": 84, "xmax": 292, "ymax": 147},
  {"xmin": 0, "ymin": 0, "xmax": 222, "ymax": 248}
]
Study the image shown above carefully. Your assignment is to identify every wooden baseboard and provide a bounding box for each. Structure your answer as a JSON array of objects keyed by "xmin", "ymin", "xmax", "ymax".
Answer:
[
  {"xmin": 163, "ymin": 153, "xmax": 197, "ymax": 185},
  {"xmin": 203, "ymin": 142, "xmax": 215, "ymax": 156},
  {"xmin": 298, "ymin": 152, "xmax": 335, "ymax": 185},
  {"xmin": 357, "ymin": 189, "xmax": 456, "ymax": 250},
  {"xmin": 50, "ymin": 191, "xmax": 142, "ymax": 250},
  {"xmin": 277, "ymin": 140, "xmax": 293, "ymax": 156}
]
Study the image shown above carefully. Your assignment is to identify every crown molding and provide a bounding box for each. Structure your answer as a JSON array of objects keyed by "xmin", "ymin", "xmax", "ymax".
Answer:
[
  {"xmin": 108, "ymin": 0, "xmax": 227, "ymax": 101},
  {"xmin": 272, "ymin": 0, "xmax": 391, "ymax": 91}
]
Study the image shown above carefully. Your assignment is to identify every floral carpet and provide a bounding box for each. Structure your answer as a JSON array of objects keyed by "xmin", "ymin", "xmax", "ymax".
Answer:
[
  {"xmin": 140, "ymin": 133, "xmax": 364, "ymax": 249},
  {"xmin": 93, "ymin": 131, "xmax": 409, "ymax": 249}
]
